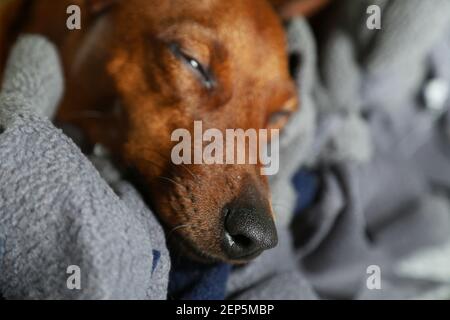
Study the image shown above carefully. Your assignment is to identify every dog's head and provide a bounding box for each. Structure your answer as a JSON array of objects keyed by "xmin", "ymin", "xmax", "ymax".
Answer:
[{"xmin": 53, "ymin": 0, "xmax": 298, "ymax": 263}]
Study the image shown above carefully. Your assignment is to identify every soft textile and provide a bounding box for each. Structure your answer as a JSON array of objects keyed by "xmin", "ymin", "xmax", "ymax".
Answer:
[
  {"xmin": 1, "ymin": 0, "xmax": 450, "ymax": 300},
  {"xmin": 0, "ymin": 36, "xmax": 170, "ymax": 299}
]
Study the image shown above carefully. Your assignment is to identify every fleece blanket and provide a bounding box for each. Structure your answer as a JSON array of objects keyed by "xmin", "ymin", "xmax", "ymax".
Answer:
[
  {"xmin": 0, "ymin": 37, "xmax": 169, "ymax": 299},
  {"xmin": 1, "ymin": 0, "xmax": 450, "ymax": 300},
  {"xmin": 228, "ymin": 0, "xmax": 450, "ymax": 300}
]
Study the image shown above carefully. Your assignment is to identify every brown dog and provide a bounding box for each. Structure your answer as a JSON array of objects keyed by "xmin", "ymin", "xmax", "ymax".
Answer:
[{"xmin": 0, "ymin": 0, "xmax": 327, "ymax": 263}]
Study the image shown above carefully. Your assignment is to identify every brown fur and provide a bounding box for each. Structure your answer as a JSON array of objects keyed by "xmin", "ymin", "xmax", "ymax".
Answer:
[
  {"xmin": 271, "ymin": 0, "xmax": 331, "ymax": 18},
  {"xmin": 0, "ymin": 0, "xmax": 328, "ymax": 263}
]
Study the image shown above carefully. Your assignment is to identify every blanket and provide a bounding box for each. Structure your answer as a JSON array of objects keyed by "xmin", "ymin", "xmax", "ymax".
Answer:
[
  {"xmin": 228, "ymin": 0, "xmax": 450, "ymax": 300},
  {"xmin": 0, "ymin": 36, "xmax": 169, "ymax": 299}
]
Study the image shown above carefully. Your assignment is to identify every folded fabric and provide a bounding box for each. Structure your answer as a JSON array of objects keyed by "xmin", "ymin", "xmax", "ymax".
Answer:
[
  {"xmin": 227, "ymin": 0, "xmax": 450, "ymax": 300},
  {"xmin": 0, "ymin": 36, "xmax": 170, "ymax": 299},
  {"xmin": 168, "ymin": 255, "xmax": 231, "ymax": 300},
  {"xmin": 2, "ymin": 0, "xmax": 450, "ymax": 300}
]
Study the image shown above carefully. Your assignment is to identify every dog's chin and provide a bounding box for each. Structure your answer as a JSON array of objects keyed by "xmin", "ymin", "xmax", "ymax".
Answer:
[
  {"xmin": 168, "ymin": 232, "xmax": 261, "ymax": 265},
  {"xmin": 171, "ymin": 236, "xmax": 224, "ymax": 264},
  {"xmin": 133, "ymin": 185, "xmax": 263, "ymax": 264}
]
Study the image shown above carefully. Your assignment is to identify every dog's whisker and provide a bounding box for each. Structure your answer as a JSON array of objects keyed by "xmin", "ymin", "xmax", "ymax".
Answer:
[
  {"xmin": 141, "ymin": 159, "xmax": 193, "ymax": 193},
  {"xmin": 141, "ymin": 150, "xmax": 200, "ymax": 186},
  {"xmin": 158, "ymin": 176, "xmax": 185, "ymax": 189},
  {"xmin": 179, "ymin": 163, "xmax": 200, "ymax": 182},
  {"xmin": 151, "ymin": 150, "xmax": 201, "ymax": 184},
  {"xmin": 167, "ymin": 223, "xmax": 195, "ymax": 240},
  {"xmin": 151, "ymin": 151, "xmax": 199, "ymax": 182}
]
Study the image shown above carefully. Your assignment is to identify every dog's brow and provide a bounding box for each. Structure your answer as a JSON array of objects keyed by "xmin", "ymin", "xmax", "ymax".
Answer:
[{"xmin": 160, "ymin": 19, "xmax": 216, "ymax": 39}]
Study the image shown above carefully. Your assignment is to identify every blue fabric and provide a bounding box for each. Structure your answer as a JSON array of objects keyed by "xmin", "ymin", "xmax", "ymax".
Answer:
[
  {"xmin": 151, "ymin": 250, "xmax": 161, "ymax": 275},
  {"xmin": 293, "ymin": 169, "xmax": 319, "ymax": 214},
  {"xmin": 168, "ymin": 255, "xmax": 231, "ymax": 300}
]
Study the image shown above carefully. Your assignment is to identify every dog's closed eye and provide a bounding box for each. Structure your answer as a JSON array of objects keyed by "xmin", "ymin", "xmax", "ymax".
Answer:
[
  {"xmin": 267, "ymin": 96, "xmax": 298, "ymax": 129},
  {"xmin": 267, "ymin": 110, "xmax": 292, "ymax": 129},
  {"xmin": 169, "ymin": 43, "xmax": 215, "ymax": 90}
]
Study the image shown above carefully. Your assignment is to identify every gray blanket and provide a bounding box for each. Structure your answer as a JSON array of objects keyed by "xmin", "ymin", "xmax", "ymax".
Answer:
[
  {"xmin": 1, "ymin": 0, "xmax": 450, "ymax": 300},
  {"xmin": 0, "ymin": 37, "xmax": 170, "ymax": 299},
  {"xmin": 229, "ymin": 0, "xmax": 450, "ymax": 300}
]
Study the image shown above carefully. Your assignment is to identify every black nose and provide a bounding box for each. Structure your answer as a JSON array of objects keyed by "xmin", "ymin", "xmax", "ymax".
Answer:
[{"xmin": 223, "ymin": 200, "xmax": 278, "ymax": 260}]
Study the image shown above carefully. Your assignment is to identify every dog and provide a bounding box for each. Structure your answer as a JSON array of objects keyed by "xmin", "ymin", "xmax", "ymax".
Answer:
[{"xmin": 0, "ymin": 0, "xmax": 328, "ymax": 264}]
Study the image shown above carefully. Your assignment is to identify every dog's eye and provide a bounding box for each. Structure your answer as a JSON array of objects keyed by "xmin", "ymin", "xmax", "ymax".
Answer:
[
  {"xmin": 268, "ymin": 110, "xmax": 291, "ymax": 129},
  {"xmin": 182, "ymin": 54, "xmax": 215, "ymax": 90},
  {"xmin": 169, "ymin": 43, "xmax": 215, "ymax": 90}
]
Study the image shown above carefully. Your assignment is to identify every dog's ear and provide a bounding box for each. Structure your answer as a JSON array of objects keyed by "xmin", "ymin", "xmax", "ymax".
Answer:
[
  {"xmin": 86, "ymin": 0, "xmax": 117, "ymax": 15},
  {"xmin": 268, "ymin": 0, "xmax": 331, "ymax": 19}
]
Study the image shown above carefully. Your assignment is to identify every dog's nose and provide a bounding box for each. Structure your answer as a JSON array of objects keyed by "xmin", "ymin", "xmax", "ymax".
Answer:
[{"xmin": 223, "ymin": 202, "xmax": 278, "ymax": 260}]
